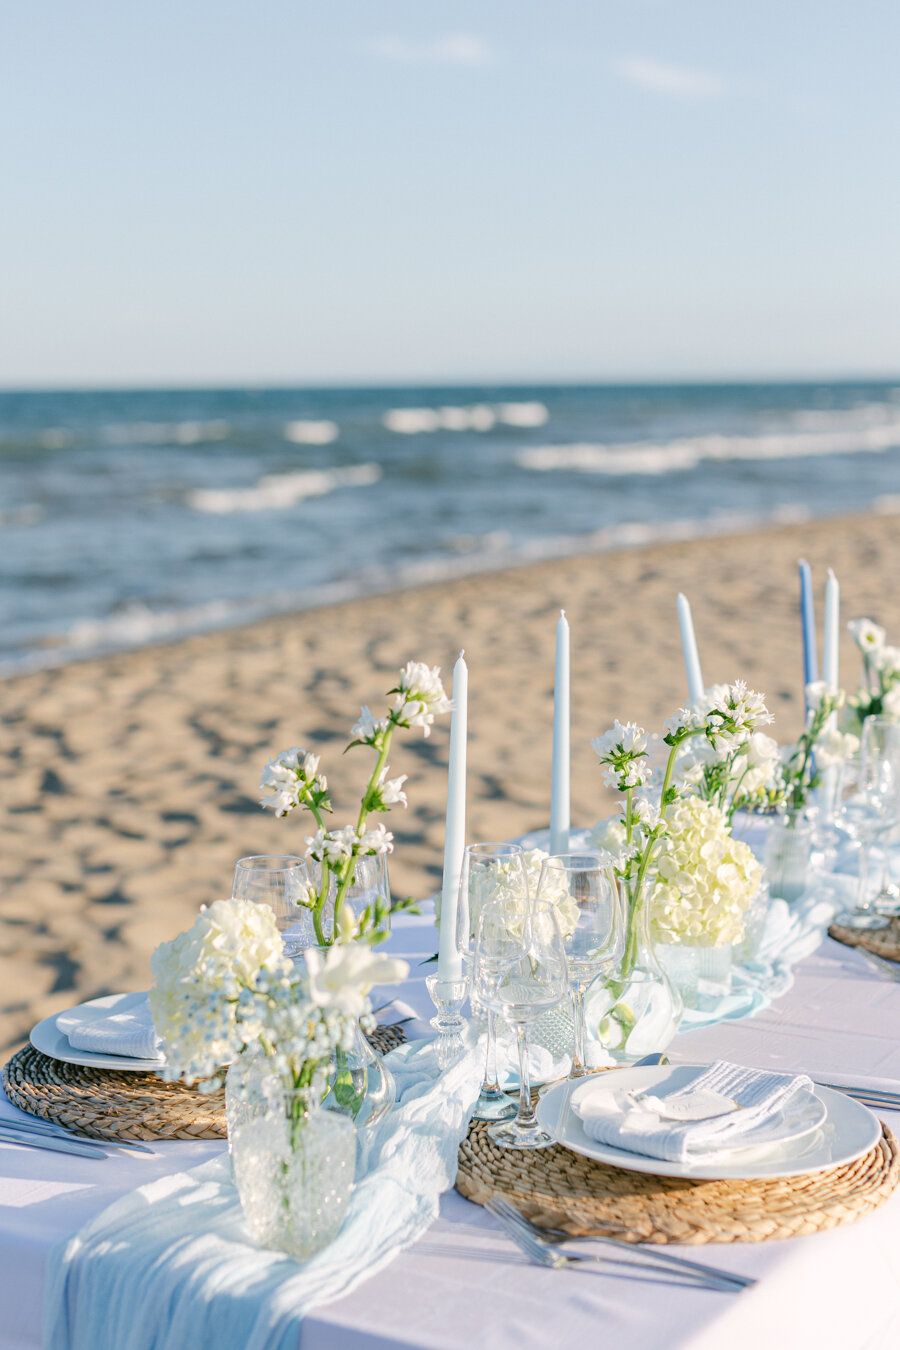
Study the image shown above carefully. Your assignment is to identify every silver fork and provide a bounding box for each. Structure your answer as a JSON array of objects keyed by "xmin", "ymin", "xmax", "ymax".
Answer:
[
  {"xmin": 488, "ymin": 1196, "xmax": 755, "ymax": 1291},
  {"xmin": 486, "ymin": 1197, "xmax": 749, "ymax": 1292}
]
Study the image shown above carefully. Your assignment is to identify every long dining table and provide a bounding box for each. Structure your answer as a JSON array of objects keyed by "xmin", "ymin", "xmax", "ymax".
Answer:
[{"xmin": 1, "ymin": 909, "xmax": 899, "ymax": 1350}]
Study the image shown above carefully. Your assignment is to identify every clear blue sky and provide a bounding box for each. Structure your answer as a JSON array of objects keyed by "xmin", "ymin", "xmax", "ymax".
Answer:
[{"xmin": 2, "ymin": 2, "xmax": 899, "ymax": 386}]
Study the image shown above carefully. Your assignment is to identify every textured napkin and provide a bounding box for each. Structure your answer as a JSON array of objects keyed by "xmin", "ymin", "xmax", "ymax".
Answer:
[
  {"xmin": 58, "ymin": 993, "xmax": 162, "ymax": 1061},
  {"xmin": 574, "ymin": 1060, "xmax": 814, "ymax": 1162}
]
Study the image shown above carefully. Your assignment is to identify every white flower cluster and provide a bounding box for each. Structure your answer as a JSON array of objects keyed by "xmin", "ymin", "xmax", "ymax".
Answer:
[
  {"xmin": 816, "ymin": 726, "xmax": 860, "ymax": 769},
  {"xmin": 650, "ymin": 797, "xmax": 762, "ymax": 948},
  {"xmin": 388, "ymin": 661, "xmax": 453, "ymax": 737},
  {"xmin": 150, "ymin": 899, "xmax": 290, "ymax": 1086},
  {"xmin": 668, "ymin": 681, "xmax": 772, "ymax": 750},
  {"xmin": 259, "ymin": 747, "xmax": 330, "ymax": 818},
  {"xmin": 150, "ymin": 898, "xmax": 409, "ymax": 1089},
  {"xmin": 848, "ymin": 618, "xmax": 886, "ymax": 654},
  {"xmin": 591, "ymin": 721, "xmax": 650, "ymax": 791},
  {"xmin": 307, "ymin": 821, "xmax": 394, "ymax": 864}
]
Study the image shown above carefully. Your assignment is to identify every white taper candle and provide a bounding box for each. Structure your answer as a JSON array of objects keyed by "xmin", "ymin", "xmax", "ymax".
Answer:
[
  {"xmin": 823, "ymin": 568, "xmax": 840, "ymax": 691},
  {"xmin": 677, "ymin": 593, "xmax": 705, "ymax": 705},
  {"xmin": 550, "ymin": 609, "xmax": 570, "ymax": 855},
  {"xmin": 437, "ymin": 651, "xmax": 467, "ymax": 982}
]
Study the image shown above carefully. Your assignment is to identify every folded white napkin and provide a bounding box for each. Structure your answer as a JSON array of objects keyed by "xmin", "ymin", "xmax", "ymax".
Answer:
[
  {"xmin": 574, "ymin": 1060, "xmax": 813, "ymax": 1163},
  {"xmin": 58, "ymin": 993, "xmax": 163, "ymax": 1061}
]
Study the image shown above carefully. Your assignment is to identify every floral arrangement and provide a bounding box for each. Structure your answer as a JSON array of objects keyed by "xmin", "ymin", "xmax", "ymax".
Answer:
[
  {"xmin": 847, "ymin": 619, "xmax": 900, "ymax": 727},
  {"xmin": 259, "ymin": 661, "xmax": 452, "ymax": 946},
  {"xmin": 778, "ymin": 681, "xmax": 857, "ymax": 820},
  {"xmin": 677, "ymin": 698, "xmax": 782, "ymax": 821},
  {"xmin": 150, "ymin": 898, "xmax": 408, "ymax": 1092},
  {"xmin": 591, "ymin": 681, "xmax": 773, "ymax": 973},
  {"xmin": 649, "ymin": 796, "xmax": 762, "ymax": 948}
]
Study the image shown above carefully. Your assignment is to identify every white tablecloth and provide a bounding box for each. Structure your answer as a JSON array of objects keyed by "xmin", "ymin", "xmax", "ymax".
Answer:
[{"xmin": 2, "ymin": 912, "xmax": 899, "ymax": 1350}]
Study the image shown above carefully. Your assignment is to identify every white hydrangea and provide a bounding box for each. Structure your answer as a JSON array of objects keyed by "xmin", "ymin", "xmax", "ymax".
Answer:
[
  {"xmin": 390, "ymin": 662, "xmax": 453, "ymax": 737},
  {"xmin": 848, "ymin": 618, "xmax": 885, "ymax": 653},
  {"xmin": 150, "ymin": 899, "xmax": 289, "ymax": 1086},
  {"xmin": 650, "ymin": 797, "xmax": 762, "ymax": 948}
]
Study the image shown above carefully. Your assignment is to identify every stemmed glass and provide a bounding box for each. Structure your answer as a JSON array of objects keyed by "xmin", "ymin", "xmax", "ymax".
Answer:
[
  {"xmin": 473, "ymin": 896, "xmax": 568, "ymax": 1148},
  {"xmin": 833, "ymin": 728, "xmax": 900, "ymax": 930},
  {"xmin": 537, "ymin": 854, "xmax": 622, "ymax": 1077},
  {"xmin": 456, "ymin": 843, "xmax": 525, "ymax": 1121},
  {"xmin": 862, "ymin": 718, "xmax": 900, "ymax": 917},
  {"xmin": 232, "ymin": 855, "xmax": 314, "ymax": 955}
]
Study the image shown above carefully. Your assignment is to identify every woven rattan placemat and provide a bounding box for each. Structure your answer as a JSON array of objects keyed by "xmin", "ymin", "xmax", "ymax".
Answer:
[
  {"xmin": 3, "ymin": 1023, "xmax": 408, "ymax": 1142},
  {"xmin": 829, "ymin": 916, "xmax": 900, "ymax": 963},
  {"xmin": 456, "ymin": 1117, "xmax": 900, "ymax": 1245}
]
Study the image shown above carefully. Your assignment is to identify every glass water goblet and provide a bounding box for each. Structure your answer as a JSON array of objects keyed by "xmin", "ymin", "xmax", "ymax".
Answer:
[
  {"xmin": 537, "ymin": 853, "xmax": 622, "ymax": 1077},
  {"xmin": 862, "ymin": 718, "xmax": 900, "ymax": 916},
  {"xmin": 474, "ymin": 897, "xmax": 568, "ymax": 1148},
  {"xmin": 232, "ymin": 855, "xmax": 314, "ymax": 954},
  {"xmin": 456, "ymin": 842, "xmax": 526, "ymax": 1122},
  {"xmin": 833, "ymin": 743, "xmax": 897, "ymax": 930}
]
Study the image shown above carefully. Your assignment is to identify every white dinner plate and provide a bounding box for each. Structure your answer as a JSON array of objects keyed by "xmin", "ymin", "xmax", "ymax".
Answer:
[
  {"xmin": 535, "ymin": 1064, "xmax": 882, "ymax": 1181},
  {"xmin": 30, "ymin": 993, "xmax": 165, "ymax": 1073}
]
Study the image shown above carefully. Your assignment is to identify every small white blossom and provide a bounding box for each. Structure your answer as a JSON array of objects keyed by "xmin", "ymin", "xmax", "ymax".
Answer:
[
  {"xmin": 259, "ymin": 746, "xmax": 328, "ymax": 817},
  {"xmin": 848, "ymin": 618, "xmax": 885, "ymax": 653},
  {"xmin": 352, "ymin": 705, "xmax": 390, "ymax": 744},
  {"xmin": 307, "ymin": 824, "xmax": 358, "ymax": 864},
  {"xmin": 358, "ymin": 821, "xmax": 394, "ymax": 855},
  {"xmin": 872, "ymin": 645, "xmax": 900, "ymax": 677},
  {"xmin": 883, "ymin": 686, "xmax": 900, "ymax": 721},
  {"xmin": 371, "ymin": 765, "xmax": 408, "ymax": 810},
  {"xmin": 390, "ymin": 662, "xmax": 453, "ymax": 737},
  {"xmin": 816, "ymin": 727, "xmax": 860, "ymax": 769},
  {"xmin": 304, "ymin": 944, "xmax": 409, "ymax": 1019}
]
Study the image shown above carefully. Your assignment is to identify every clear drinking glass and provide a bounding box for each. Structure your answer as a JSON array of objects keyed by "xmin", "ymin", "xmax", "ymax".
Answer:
[
  {"xmin": 474, "ymin": 896, "xmax": 568, "ymax": 1148},
  {"xmin": 833, "ymin": 728, "xmax": 899, "ymax": 930},
  {"xmin": 456, "ymin": 843, "xmax": 525, "ymax": 1122},
  {"xmin": 232, "ymin": 855, "xmax": 314, "ymax": 954},
  {"xmin": 863, "ymin": 718, "xmax": 900, "ymax": 916},
  {"xmin": 536, "ymin": 854, "xmax": 622, "ymax": 1078}
]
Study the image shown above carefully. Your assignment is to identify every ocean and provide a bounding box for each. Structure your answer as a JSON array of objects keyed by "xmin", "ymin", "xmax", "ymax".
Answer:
[{"xmin": 1, "ymin": 380, "xmax": 898, "ymax": 675}]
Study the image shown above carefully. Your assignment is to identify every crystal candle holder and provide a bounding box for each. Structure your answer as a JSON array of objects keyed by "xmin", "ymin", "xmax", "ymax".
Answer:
[{"xmin": 425, "ymin": 973, "xmax": 468, "ymax": 1067}]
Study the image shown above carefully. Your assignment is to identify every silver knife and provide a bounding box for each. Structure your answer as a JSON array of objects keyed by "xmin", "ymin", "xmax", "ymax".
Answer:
[
  {"xmin": 0, "ymin": 1125, "xmax": 107, "ymax": 1159},
  {"xmin": 0, "ymin": 1117, "xmax": 154, "ymax": 1155}
]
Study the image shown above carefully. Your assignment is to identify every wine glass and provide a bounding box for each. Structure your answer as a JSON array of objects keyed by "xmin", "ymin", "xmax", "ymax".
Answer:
[
  {"xmin": 833, "ymin": 732, "xmax": 899, "ymax": 930},
  {"xmin": 474, "ymin": 896, "xmax": 568, "ymax": 1148},
  {"xmin": 862, "ymin": 718, "xmax": 900, "ymax": 916},
  {"xmin": 456, "ymin": 843, "xmax": 525, "ymax": 1122},
  {"xmin": 536, "ymin": 853, "xmax": 622, "ymax": 1077},
  {"xmin": 232, "ymin": 855, "xmax": 314, "ymax": 954}
]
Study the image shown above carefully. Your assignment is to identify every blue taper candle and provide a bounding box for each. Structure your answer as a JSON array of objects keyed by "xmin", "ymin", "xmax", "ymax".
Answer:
[{"xmin": 798, "ymin": 559, "xmax": 818, "ymax": 696}]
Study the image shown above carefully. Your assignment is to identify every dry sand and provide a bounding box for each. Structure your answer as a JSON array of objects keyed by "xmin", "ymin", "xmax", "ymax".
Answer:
[{"xmin": 3, "ymin": 510, "xmax": 900, "ymax": 1053}]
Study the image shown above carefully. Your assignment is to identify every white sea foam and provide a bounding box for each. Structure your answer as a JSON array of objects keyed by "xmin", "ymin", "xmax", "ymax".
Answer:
[
  {"xmin": 283, "ymin": 420, "xmax": 339, "ymax": 445},
  {"xmin": 102, "ymin": 420, "xmax": 231, "ymax": 445},
  {"xmin": 516, "ymin": 412, "xmax": 900, "ymax": 476},
  {"xmin": 188, "ymin": 463, "xmax": 381, "ymax": 514},
  {"xmin": 383, "ymin": 401, "xmax": 546, "ymax": 434}
]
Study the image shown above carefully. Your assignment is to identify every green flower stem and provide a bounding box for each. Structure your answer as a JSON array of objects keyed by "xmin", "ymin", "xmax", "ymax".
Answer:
[{"xmin": 330, "ymin": 724, "xmax": 395, "ymax": 943}]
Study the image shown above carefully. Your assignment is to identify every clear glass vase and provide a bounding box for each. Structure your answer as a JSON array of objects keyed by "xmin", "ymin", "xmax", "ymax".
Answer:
[
  {"xmin": 765, "ymin": 815, "xmax": 814, "ymax": 903},
  {"xmin": 323, "ymin": 1019, "xmax": 396, "ymax": 1128},
  {"xmin": 303, "ymin": 856, "xmax": 392, "ymax": 949},
  {"xmin": 229, "ymin": 1078, "xmax": 356, "ymax": 1260},
  {"xmin": 657, "ymin": 942, "xmax": 733, "ymax": 1008},
  {"xmin": 585, "ymin": 890, "xmax": 682, "ymax": 1063}
]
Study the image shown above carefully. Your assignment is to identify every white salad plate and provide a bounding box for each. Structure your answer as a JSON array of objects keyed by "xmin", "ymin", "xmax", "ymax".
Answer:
[
  {"xmin": 30, "ymin": 993, "xmax": 165, "ymax": 1073},
  {"xmin": 535, "ymin": 1064, "xmax": 881, "ymax": 1181}
]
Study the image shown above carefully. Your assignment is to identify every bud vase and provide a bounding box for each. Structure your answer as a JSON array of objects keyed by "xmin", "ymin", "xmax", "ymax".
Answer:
[
  {"xmin": 585, "ymin": 891, "xmax": 682, "ymax": 1062},
  {"xmin": 765, "ymin": 816, "xmax": 814, "ymax": 904},
  {"xmin": 323, "ymin": 1019, "xmax": 397, "ymax": 1128},
  {"xmin": 229, "ymin": 1075, "xmax": 356, "ymax": 1260}
]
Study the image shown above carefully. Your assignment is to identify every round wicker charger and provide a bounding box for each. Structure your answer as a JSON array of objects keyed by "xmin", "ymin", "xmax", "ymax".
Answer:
[
  {"xmin": 3, "ymin": 1024, "xmax": 408, "ymax": 1142},
  {"xmin": 829, "ymin": 916, "xmax": 900, "ymax": 963},
  {"xmin": 456, "ymin": 1118, "xmax": 900, "ymax": 1245}
]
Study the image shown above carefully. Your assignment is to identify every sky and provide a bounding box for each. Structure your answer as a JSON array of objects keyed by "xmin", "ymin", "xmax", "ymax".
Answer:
[{"xmin": 1, "ymin": 2, "xmax": 899, "ymax": 387}]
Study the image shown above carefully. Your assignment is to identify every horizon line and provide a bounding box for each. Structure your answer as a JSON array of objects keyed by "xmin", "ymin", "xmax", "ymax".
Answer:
[{"xmin": 1, "ymin": 370, "xmax": 899, "ymax": 395}]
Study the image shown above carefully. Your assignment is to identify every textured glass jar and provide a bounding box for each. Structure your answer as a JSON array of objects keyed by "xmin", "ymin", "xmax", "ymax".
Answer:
[{"xmin": 230, "ymin": 1080, "xmax": 356, "ymax": 1261}]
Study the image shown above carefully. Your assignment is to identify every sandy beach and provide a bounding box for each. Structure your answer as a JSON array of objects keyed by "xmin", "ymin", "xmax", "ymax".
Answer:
[{"xmin": 3, "ymin": 508, "xmax": 900, "ymax": 1054}]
